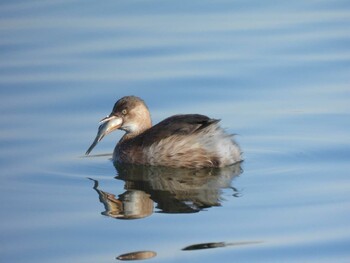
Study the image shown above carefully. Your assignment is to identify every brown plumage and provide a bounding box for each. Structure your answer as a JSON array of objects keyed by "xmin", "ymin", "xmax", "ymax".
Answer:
[{"xmin": 86, "ymin": 96, "xmax": 242, "ymax": 168}]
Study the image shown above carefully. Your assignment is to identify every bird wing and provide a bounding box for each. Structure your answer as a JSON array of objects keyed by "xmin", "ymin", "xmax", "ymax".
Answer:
[{"xmin": 134, "ymin": 114, "xmax": 220, "ymax": 147}]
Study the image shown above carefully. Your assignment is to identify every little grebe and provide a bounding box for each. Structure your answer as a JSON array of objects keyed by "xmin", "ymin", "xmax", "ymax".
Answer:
[{"xmin": 86, "ymin": 96, "xmax": 242, "ymax": 168}]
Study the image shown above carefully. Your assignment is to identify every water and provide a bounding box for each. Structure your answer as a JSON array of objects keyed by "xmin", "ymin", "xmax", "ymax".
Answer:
[{"xmin": 1, "ymin": 1, "xmax": 350, "ymax": 262}]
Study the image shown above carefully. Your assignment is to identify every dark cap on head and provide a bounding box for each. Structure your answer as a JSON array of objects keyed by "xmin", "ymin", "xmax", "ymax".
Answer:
[{"xmin": 112, "ymin": 96, "xmax": 148, "ymax": 115}]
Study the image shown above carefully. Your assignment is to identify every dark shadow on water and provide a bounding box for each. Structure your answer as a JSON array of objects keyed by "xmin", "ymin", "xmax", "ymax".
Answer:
[
  {"xmin": 115, "ymin": 241, "xmax": 262, "ymax": 261},
  {"xmin": 182, "ymin": 241, "xmax": 263, "ymax": 251},
  {"xmin": 89, "ymin": 162, "xmax": 243, "ymax": 220},
  {"xmin": 116, "ymin": 251, "xmax": 157, "ymax": 261}
]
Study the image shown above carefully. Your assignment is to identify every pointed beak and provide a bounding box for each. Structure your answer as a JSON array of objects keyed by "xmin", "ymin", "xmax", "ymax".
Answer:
[{"xmin": 85, "ymin": 115, "xmax": 123, "ymax": 155}]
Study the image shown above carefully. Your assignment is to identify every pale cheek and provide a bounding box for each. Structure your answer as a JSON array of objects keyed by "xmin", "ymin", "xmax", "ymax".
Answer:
[{"xmin": 122, "ymin": 122, "xmax": 138, "ymax": 132}]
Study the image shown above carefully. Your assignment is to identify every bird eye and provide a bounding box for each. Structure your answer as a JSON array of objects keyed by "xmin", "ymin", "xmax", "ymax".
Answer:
[{"xmin": 122, "ymin": 109, "xmax": 127, "ymax": 115}]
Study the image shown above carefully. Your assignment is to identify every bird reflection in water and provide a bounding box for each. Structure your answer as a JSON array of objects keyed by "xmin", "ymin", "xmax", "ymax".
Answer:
[{"xmin": 89, "ymin": 162, "xmax": 242, "ymax": 220}]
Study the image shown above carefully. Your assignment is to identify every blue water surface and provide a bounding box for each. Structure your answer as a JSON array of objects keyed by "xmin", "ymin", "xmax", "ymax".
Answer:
[{"xmin": 1, "ymin": 1, "xmax": 350, "ymax": 262}]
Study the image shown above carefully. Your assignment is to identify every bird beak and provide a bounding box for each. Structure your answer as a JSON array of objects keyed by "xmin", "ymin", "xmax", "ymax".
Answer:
[{"xmin": 85, "ymin": 115, "xmax": 123, "ymax": 155}]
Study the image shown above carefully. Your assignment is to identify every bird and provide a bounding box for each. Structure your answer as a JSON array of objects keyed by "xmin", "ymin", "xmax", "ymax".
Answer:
[{"xmin": 86, "ymin": 96, "xmax": 242, "ymax": 169}]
